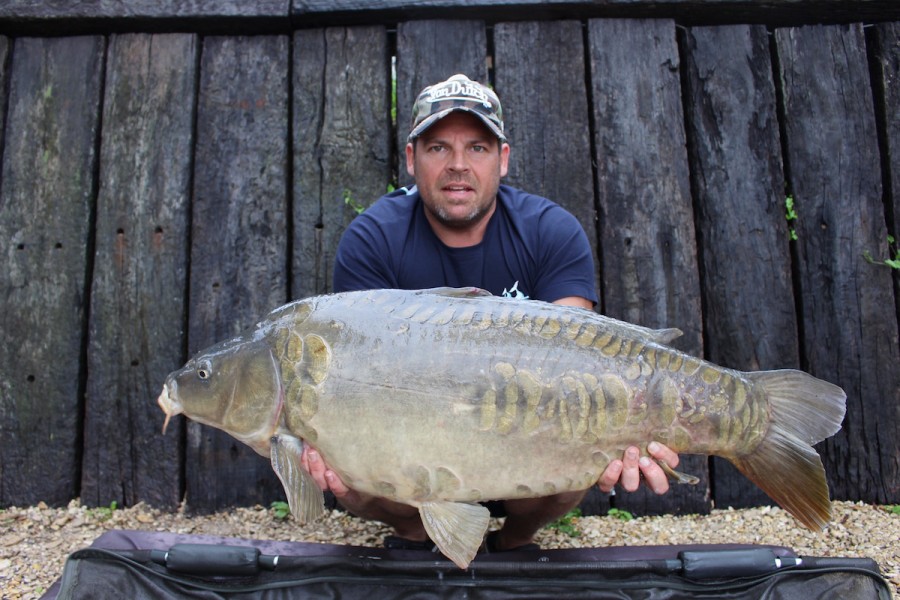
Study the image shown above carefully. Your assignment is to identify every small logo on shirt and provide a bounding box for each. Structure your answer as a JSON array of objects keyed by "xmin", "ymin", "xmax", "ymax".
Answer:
[{"xmin": 501, "ymin": 281, "xmax": 529, "ymax": 300}]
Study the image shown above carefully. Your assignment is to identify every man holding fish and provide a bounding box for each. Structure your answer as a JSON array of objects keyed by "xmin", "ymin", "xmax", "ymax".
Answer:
[{"xmin": 300, "ymin": 74, "xmax": 680, "ymax": 554}]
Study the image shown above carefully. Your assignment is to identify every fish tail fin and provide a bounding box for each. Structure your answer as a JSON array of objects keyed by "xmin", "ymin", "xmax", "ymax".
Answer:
[{"xmin": 732, "ymin": 370, "xmax": 846, "ymax": 531}]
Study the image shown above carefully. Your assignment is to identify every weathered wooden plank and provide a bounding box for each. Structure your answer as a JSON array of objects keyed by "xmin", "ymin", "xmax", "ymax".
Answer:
[
  {"xmin": 395, "ymin": 20, "xmax": 487, "ymax": 187},
  {"xmin": 186, "ymin": 35, "xmax": 290, "ymax": 513},
  {"xmin": 0, "ymin": 0, "xmax": 288, "ymax": 17},
  {"xmin": 290, "ymin": 0, "xmax": 900, "ymax": 27},
  {"xmin": 775, "ymin": 24, "xmax": 900, "ymax": 504},
  {"xmin": 81, "ymin": 34, "xmax": 197, "ymax": 510},
  {"xmin": 681, "ymin": 25, "xmax": 798, "ymax": 509},
  {"xmin": 494, "ymin": 20, "xmax": 599, "ymax": 282},
  {"xmin": 0, "ymin": 1, "xmax": 291, "ymax": 35},
  {"xmin": 0, "ymin": 37, "xmax": 8, "ymax": 168},
  {"xmin": 870, "ymin": 22, "xmax": 899, "ymax": 322},
  {"xmin": 493, "ymin": 20, "xmax": 604, "ymax": 514},
  {"xmin": 0, "ymin": 36, "xmax": 104, "ymax": 507},
  {"xmin": 1, "ymin": 0, "xmax": 898, "ymax": 36},
  {"xmin": 588, "ymin": 18, "xmax": 708, "ymax": 516},
  {"xmin": 292, "ymin": 26, "xmax": 391, "ymax": 299}
]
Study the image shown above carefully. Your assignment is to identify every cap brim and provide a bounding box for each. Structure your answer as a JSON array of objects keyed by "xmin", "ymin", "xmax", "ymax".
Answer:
[{"xmin": 408, "ymin": 106, "xmax": 506, "ymax": 142}]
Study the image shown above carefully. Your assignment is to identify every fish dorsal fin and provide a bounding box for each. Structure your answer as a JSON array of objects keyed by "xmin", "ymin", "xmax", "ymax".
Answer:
[
  {"xmin": 651, "ymin": 327, "xmax": 683, "ymax": 344},
  {"xmin": 419, "ymin": 501, "xmax": 491, "ymax": 569},
  {"xmin": 417, "ymin": 286, "xmax": 493, "ymax": 298},
  {"xmin": 270, "ymin": 434, "xmax": 325, "ymax": 523}
]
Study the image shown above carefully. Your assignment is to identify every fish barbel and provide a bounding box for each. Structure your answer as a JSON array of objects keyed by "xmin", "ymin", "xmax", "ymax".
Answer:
[{"xmin": 156, "ymin": 287, "xmax": 846, "ymax": 569}]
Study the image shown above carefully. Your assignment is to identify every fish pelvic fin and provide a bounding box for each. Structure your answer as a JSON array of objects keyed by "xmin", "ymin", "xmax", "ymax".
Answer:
[
  {"xmin": 270, "ymin": 434, "xmax": 325, "ymax": 523},
  {"xmin": 657, "ymin": 459, "xmax": 700, "ymax": 485},
  {"xmin": 733, "ymin": 370, "xmax": 846, "ymax": 531},
  {"xmin": 419, "ymin": 501, "xmax": 491, "ymax": 569}
]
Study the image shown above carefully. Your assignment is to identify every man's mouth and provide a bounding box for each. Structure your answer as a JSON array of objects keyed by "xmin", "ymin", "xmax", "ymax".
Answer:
[{"xmin": 442, "ymin": 183, "xmax": 474, "ymax": 195}]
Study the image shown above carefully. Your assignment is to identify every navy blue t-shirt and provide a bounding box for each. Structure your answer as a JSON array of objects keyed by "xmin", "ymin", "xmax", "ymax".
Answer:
[{"xmin": 333, "ymin": 184, "xmax": 598, "ymax": 305}]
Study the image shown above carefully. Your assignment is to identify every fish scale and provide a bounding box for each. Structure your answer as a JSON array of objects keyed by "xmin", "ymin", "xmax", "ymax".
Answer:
[{"xmin": 157, "ymin": 287, "xmax": 846, "ymax": 570}]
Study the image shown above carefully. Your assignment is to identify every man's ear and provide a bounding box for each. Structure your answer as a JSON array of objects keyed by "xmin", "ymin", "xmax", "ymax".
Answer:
[
  {"xmin": 499, "ymin": 142, "xmax": 510, "ymax": 178},
  {"xmin": 405, "ymin": 142, "xmax": 416, "ymax": 177}
]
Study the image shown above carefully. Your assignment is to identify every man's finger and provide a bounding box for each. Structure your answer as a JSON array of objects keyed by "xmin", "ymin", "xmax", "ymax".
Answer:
[
  {"xmin": 639, "ymin": 456, "xmax": 670, "ymax": 495},
  {"xmin": 647, "ymin": 441, "xmax": 679, "ymax": 469},
  {"xmin": 597, "ymin": 459, "xmax": 623, "ymax": 493}
]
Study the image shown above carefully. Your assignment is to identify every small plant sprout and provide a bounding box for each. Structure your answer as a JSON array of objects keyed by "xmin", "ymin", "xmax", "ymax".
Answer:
[
  {"xmin": 343, "ymin": 189, "xmax": 366, "ymax": 215},
  {"xmin": 546, "ymin": 507, "xmax": 582, "ymax": 537},
  {"xmin": 91, "ymin": 500, "xmax": 119, "ymax": 521},
  {"xmin": 863, "ymin": 235, "xmax": 900, "ymax": 270},
  {"xmin": 271, "ymin": 500, "xmax": 291, "ymax": 520},
  {"xmin": 607, "ymin": 507, "xmax": 634, "ymax": 521}
]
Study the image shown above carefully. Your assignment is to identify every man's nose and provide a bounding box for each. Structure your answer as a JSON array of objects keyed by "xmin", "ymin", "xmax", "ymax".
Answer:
[{"xmin": 447, "ymin": 148, "xmax": 470, "ymax": 172}]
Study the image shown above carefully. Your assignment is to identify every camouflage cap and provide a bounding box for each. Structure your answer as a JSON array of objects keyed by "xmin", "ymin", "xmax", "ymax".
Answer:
[{"xmin": 408, "ymin": 74, "xmax": 506, "ymax": 143}]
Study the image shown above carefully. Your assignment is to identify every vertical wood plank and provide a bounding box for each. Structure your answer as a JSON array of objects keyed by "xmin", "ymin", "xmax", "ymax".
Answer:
[
  {"xmin": 588, "ymin": 19, "xmax": 708, "ymax": 516},
  {"xmin": 493, "ymin": 20, "xmax": 599, "ymax": 294},
  {"xmin": 81, "ymin": 34, "xmax": 197, "ymax": 509},
  {"xmin": 395, "ymin": 20, "xmax": 487, "ymax": 187},
  {"xmin": 292, "ymin": 26, "xmax": 391, "ymax": 299},
  {"xmin": 776, "ymin": 24, "xmax": 900, "ymax": 504},
  {"xmin": 186, "ymin": 35, "xmax": 289, "ymax": 513},
  {"xmin": 681, "ymin": 25, "xmax": 799, "ymax": 509},
  {"xmin": 0, "ymin": 36, "xmax": 104, "ymax": 506},
  {"xmin": 493, "ymin": 21, "xmax": 606, "ymax": 515},
  {"xmin": 0, "ymin": 36, "xmax": 9, "ymax": 169}
]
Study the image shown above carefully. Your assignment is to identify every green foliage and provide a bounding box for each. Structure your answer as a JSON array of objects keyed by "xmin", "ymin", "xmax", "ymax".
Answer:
[
  {"xmin": 343, "ymin": 189, "xmax": 366, "ymax": 215},
  {"xmin": 546, "ymin": 507, "xmax": 581, "ymax": 537},
  {"xmin": 391, "ymin": 63, "xmax": 398, "ymax": 126},
  {"xmin": 882, "ymin": 504, "xmax": 900, "ymax": 515},
  {"xmin": 863, "ymin": 235, "xmax": 900, "ymax": 270},
  {"xmin": 90, "ymin": 501, "xmax": 119, "ymax": 520},
  {"xmin": 784, "ymin": 195, "xmax": 798, "ymax": 241},
  {"xmin": 271, "ymin": 500, "xmax": 291, "ymax": 520},
  {"xmin": 607, "ymin": 507, "xmax": 634, "ymax": 521}
]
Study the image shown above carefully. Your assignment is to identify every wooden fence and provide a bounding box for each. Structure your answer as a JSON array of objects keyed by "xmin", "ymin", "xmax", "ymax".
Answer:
[{"xmin": 0, "ymin": 1, "xmax": 898, "ymax": 520}]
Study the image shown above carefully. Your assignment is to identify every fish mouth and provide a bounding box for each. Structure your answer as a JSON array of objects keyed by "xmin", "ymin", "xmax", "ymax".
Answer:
[{"xmin": 157, "ymin": 383, "xmax": 183, "ymax": 435}]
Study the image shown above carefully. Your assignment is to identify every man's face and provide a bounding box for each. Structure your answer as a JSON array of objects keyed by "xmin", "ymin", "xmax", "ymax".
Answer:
[{"xmin": 406, "ymin": 111, "xmax": 510, "ymax": 229}]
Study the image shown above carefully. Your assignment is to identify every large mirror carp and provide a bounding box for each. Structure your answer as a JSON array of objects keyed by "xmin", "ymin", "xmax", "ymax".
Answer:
[{"xmin": 157, "ymin": 287, "xmax": 846, "ymax": 569}]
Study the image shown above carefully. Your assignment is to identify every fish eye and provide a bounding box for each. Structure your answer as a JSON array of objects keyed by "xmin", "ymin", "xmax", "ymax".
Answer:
[{"xmin": 197, "ymin": 361, "xmax": 212, "ymax": 380}]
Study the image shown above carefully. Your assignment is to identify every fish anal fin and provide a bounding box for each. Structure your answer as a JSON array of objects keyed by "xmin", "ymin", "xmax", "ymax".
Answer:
[
  {"xmin": 729, "ymin": 369, "xmax": 846, "ymax": 530},
  {"xmin": 419, "ymin": 501, "xmax": 490, "ymax": 569},
  {"xmin": 270, "ymin": 434, "xmax": 325, "ymax": 523}
]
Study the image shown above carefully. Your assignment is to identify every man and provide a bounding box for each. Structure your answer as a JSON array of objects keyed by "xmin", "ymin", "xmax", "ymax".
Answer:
[{"xmin": 302, "ymin": 74, "xmax": 679, "ymax": 553}]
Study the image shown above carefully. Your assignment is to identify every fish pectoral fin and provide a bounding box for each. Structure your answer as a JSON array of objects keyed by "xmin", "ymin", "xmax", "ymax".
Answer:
[
  {"xmin": 656, "ymin": 459, "xmax": 700, "ymax": 485},
  {"xmin": 419, "ymin": 501, "xmax": 490, "ymax": 569},
  {"xmin": 270, "ymin": 434, "xmax": 325, "ymax": 523}
]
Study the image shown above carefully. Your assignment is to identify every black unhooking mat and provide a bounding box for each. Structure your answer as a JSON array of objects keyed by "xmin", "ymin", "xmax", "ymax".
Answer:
[{"xmin": 43, "ymin": 529, "xmax": 892, "ymax": 599}]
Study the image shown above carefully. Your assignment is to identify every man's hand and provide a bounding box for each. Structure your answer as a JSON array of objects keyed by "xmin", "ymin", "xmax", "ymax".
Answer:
[
  {"xmin": 597, "ymin": 442, "xmax": 679, "ymax": 495},
  {"xmin": 300, "ymin": 446, "xmax": 351, "ymax": 497}
]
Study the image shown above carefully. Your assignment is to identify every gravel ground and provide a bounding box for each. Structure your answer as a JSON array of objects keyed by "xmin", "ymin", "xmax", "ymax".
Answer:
[{"xmin": 1, "ymin": 499, "xmax": 896, "ymax": 599}]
